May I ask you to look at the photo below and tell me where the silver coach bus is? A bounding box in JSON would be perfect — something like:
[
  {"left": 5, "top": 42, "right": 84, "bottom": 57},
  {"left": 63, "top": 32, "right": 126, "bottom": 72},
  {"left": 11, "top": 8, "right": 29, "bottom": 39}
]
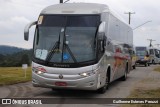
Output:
[
  {"left": 24, "top": 3, "right": 133, "bottom": 93},
  {"left": 149, "top": 47, "right": 160, "bottom": 64}
]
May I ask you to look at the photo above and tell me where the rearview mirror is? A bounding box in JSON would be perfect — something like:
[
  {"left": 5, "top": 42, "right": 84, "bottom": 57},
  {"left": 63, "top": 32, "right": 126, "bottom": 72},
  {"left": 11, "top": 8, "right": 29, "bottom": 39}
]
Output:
[
  {"left": 98, "top": 22, "right": 106, "bottom": 33},
  {"left": 98, "top": 33, "right": 106, "bottom": 52},
  {"left": 24, "top": 21, "right": 37, "bottom": 41}
]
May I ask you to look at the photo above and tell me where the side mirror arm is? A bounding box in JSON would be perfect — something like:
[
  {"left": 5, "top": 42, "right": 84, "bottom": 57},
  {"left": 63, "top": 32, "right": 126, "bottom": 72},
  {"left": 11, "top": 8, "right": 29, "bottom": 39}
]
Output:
[
  {"left": 97, "top": 22, "right": 106, "bottom": 52},
  {"left": 24, "top": 21, "right": 37, "bottom": 41}
]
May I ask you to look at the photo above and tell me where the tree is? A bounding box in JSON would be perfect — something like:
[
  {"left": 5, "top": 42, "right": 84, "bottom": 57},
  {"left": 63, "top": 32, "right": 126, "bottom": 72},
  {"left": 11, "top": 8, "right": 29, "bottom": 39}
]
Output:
[{"left": 20, "top": 54, "right": 30, "bottom": 66}]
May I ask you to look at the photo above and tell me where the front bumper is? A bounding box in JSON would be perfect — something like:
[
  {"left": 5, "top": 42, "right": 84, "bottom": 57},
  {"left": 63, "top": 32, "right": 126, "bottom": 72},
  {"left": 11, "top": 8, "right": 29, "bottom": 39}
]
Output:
[
  {"left": 32, "top": 72, "right": 99, "bottom": 91},
  {"left": 136, "top": 60, "right": 148, "bottom": 64}
]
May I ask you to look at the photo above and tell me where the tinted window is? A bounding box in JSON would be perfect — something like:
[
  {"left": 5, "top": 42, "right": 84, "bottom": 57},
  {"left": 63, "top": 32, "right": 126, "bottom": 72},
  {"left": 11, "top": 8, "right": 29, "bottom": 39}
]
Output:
[{"left": 40, "top": 15, "right": 100, "bottom": 27}]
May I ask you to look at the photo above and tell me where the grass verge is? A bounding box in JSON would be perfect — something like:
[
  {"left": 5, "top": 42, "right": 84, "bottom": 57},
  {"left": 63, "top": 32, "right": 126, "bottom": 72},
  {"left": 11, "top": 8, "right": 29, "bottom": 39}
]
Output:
[
  {"left": 121, "top": 88, "right": 160, "bottom": 107},
  {"left": 154, "top": 66, "right": 160, "bottom": 72},
  {"left": 0, "top": 67, "right": 31, "bottom": 86}
]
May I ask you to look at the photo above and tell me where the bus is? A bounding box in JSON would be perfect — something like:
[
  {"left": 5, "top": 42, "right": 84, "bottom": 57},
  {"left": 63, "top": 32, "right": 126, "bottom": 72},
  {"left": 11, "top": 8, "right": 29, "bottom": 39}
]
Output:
[
  {"left": 158, "top": 49, "right": 160, "bottom": 64},
  {"left": 149, "top": 47, "right": 160, "bottom": 64},
  {"left": 24, "top": 3, "right": 133, "bottom": 94},
  {"left": 135, "top": 46, "right": 150, "bottom": 66},
  {"left": 120, "top": 44, "right": 136, "bottom": 70},
  {"left": 130, "top": 47, "right": 137, "bottom": 69}
]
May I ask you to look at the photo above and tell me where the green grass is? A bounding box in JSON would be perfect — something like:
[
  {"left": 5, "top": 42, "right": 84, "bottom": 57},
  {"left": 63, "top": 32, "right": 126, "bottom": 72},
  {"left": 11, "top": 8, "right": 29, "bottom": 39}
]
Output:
[
  {"left": 154, "top": 66, "right": 160, "bottom": 72},
  {"left": 121, "top": 88, "right": 160, "bottom": 107},
  {"left": 129, "top": 88, "right": 160, "bottom": 98},
  {"left": 122, "top": 66, "right": 160, "bottom": 107},
  {"left": 0, "top": 67, "right": 32, "bottom": 86}
]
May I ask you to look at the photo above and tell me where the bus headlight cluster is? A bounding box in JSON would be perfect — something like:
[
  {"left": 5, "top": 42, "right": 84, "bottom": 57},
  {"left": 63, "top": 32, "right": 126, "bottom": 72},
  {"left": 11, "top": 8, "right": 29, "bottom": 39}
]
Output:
[
  {"left": 79, "top": 68, "right": 99, "bottom": 77},
  {"left": 32, "top": 67, "right": 47, "bottom": 75}
]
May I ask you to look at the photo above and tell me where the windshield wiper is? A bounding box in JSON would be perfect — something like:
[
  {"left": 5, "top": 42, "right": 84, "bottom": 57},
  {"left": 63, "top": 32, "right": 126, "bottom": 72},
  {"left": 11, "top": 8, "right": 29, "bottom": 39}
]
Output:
[
  {"left": 61, "top": 28, "right": 77, "bottom": 63},
  {"left": 63, "top": 43, "right": 77, "bottom": 63},
  {"left": 45, "top": 32, "right": 61, "bottom": 63}
]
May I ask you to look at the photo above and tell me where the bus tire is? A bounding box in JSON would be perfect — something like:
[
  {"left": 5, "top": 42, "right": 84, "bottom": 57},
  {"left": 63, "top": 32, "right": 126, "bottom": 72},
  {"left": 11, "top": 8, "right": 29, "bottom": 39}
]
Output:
[
  {"left": 145, "top": 63, "right": 148, "bottom": 67},
  {"left": 152, "top": 60, "right": 155, "bottom": 65},
  {"left": 121, "top": 64, "right": 128, "bottom": 81},
  {"left": 97, "top": 69, "right": 110, "bottom": 94},
  {"left": 132, "top": 65, "right": 136, "bottom": 69},
  {"left": 98, "top": 84, "right": 107, "bottom": 94}
]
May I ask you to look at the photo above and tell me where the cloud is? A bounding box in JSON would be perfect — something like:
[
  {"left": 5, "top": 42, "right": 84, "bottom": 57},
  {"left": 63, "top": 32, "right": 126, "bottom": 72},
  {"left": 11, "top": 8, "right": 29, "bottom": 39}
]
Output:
[
  {"left": 0, "top": 0, "right": 160, "bottom": 48},
  {"left": 0, "top": 0, "right": 59, "bottom": 48},
  {"left": 0, "top": 16, "right": 30, "bottom": 34}
]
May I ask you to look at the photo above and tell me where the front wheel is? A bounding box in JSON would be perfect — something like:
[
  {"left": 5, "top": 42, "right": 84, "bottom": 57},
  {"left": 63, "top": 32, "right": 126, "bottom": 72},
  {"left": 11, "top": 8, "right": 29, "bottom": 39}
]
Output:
[
  {"left": 145, "top": 63, "right": 148, "bottom": 67},
  {"left": 97, "top": 73, "right": 109, "bottom": 94},
  {"left": 98, "top": 85, "right": 107, "bottom": 94}
]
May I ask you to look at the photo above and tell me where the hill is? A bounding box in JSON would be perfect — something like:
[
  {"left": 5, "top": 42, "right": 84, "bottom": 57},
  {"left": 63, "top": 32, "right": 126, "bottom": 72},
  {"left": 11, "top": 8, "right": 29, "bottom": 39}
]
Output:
[
  {"left": 0, "top": 45, "right": 25, "bottom": 55},
  {"left": 0, "top": 45, "right": 32, "bottom": 67}
]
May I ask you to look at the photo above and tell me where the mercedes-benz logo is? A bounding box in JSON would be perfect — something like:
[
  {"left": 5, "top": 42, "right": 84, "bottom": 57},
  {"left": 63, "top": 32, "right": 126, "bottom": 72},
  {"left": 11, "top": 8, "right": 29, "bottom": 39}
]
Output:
[{"left": 59, "top": 74, "right": 63, "bottom": 79}]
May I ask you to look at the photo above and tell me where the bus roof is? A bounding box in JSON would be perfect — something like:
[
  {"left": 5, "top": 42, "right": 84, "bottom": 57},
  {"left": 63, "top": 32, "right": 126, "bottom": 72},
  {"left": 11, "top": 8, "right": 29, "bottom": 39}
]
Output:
[
  {"left": 41, "top": 3, "right": 129, "bottom": 26},
  {"left": 41, "top": 3, "right": 109, "bottom": 14}
]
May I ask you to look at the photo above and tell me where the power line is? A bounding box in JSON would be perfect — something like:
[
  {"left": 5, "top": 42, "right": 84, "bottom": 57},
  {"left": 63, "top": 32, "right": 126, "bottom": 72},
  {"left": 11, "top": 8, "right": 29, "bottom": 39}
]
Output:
[
  {"left": 124, "top": 12, "right": 135, "bottom": 24},
  {"left": 133, "top": 21, "right": 152, "bottom": 30}
]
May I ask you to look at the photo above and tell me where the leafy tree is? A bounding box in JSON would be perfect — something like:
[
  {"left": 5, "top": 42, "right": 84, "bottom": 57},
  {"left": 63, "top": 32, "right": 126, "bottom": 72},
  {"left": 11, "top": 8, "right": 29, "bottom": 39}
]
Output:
[{"left": 20, "top": 54, "right": 30, "bottom": 66}]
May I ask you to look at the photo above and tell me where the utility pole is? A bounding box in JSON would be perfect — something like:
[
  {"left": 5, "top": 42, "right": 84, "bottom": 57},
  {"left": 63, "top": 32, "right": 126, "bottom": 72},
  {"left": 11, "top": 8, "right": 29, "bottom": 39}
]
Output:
[
  {"left": 147, "top": 39, "right": 156, "bottom": 47},
  {"left": 124, "top": 12, "right": 135, "bottom": 24},
  {"left": 60, "top": 0, "right": 70, "bottom": 3},
  {"left": 60, "top": 0, "right": 63, "bottom": 3}
]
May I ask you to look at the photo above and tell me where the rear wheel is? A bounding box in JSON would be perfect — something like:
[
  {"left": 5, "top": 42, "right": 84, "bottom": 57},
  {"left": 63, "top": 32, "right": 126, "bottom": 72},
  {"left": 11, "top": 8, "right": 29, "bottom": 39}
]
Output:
[
  {"left": 132, "top": 65, "right": 136, "bottom": 69},
  {"left": 121, "top": 65, "right": 128, "bottom": 81},
  {"left": 152, "top": 60, "right": 155, "bottom": 65}
]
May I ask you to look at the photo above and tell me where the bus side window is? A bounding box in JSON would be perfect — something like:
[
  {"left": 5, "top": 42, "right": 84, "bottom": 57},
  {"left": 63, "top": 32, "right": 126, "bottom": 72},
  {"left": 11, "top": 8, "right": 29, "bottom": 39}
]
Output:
[
  {"left": 155, "top": 49, "right": 159, "bottom": 58},
  {"left": 146, "top": 51, "right": 149, "bottom": 57},
  {"left": 123, "top": 48, "right": 129, "bottom": 54},
  {"left": 133, "top": 50, "right": 135, "bottom": 55},
  {"left": 115, "top": 45, "right": 122, "bottom": 53},
  {"left": 149, "top": 49, "right": 154, "bottom": 55},
  {"left": 106, "top": 42, "right": 114, "bottom": 53}
]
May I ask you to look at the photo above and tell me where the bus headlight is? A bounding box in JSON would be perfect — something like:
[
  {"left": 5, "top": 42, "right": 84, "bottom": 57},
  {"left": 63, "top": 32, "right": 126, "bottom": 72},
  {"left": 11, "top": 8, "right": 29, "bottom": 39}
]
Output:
[
  {"left": 79, "top": 68, "right": 99, "bottom": 77},
  {"left": 32, "top": 67, "right": 47, "bottom": 75}
]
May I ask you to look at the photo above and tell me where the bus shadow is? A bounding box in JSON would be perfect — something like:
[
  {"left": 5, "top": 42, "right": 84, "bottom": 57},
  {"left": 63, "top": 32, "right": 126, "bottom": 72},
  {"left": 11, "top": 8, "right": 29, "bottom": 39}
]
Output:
[{"left": 33, "top": 78, "right": 130, "bottom": 98}]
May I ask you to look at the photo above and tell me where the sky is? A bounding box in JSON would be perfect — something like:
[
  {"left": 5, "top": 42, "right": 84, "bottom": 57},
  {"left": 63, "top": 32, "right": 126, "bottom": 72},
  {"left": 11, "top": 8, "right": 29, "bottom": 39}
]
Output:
[{"left": 0, "top": 0, "right": 160, "bottom": 49}]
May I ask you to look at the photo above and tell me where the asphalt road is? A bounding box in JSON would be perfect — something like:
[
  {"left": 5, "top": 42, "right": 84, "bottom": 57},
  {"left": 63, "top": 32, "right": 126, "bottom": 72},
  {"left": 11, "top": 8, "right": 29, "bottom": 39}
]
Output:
[{"left": 0, "top": 65, "right": 160, "bottom": 107}]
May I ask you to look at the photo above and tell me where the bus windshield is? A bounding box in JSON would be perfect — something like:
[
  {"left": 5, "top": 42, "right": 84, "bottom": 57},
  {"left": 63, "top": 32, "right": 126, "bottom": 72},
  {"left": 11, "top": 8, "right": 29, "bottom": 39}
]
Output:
[
  {"left": 136, "top": 51, "right": 146, "bottom": 56},
  {"left": 33, "top": 15, "right": 100, "bottom": 65},
  {"left": 136, "top": 47, "right": 147, "bottom": 56}
]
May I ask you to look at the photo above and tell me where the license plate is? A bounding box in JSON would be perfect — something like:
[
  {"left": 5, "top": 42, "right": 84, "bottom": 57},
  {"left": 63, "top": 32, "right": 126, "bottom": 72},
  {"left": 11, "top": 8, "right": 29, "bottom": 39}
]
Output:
[{"left": 55, "top": 82, "right": 67, "bottom": 86}]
